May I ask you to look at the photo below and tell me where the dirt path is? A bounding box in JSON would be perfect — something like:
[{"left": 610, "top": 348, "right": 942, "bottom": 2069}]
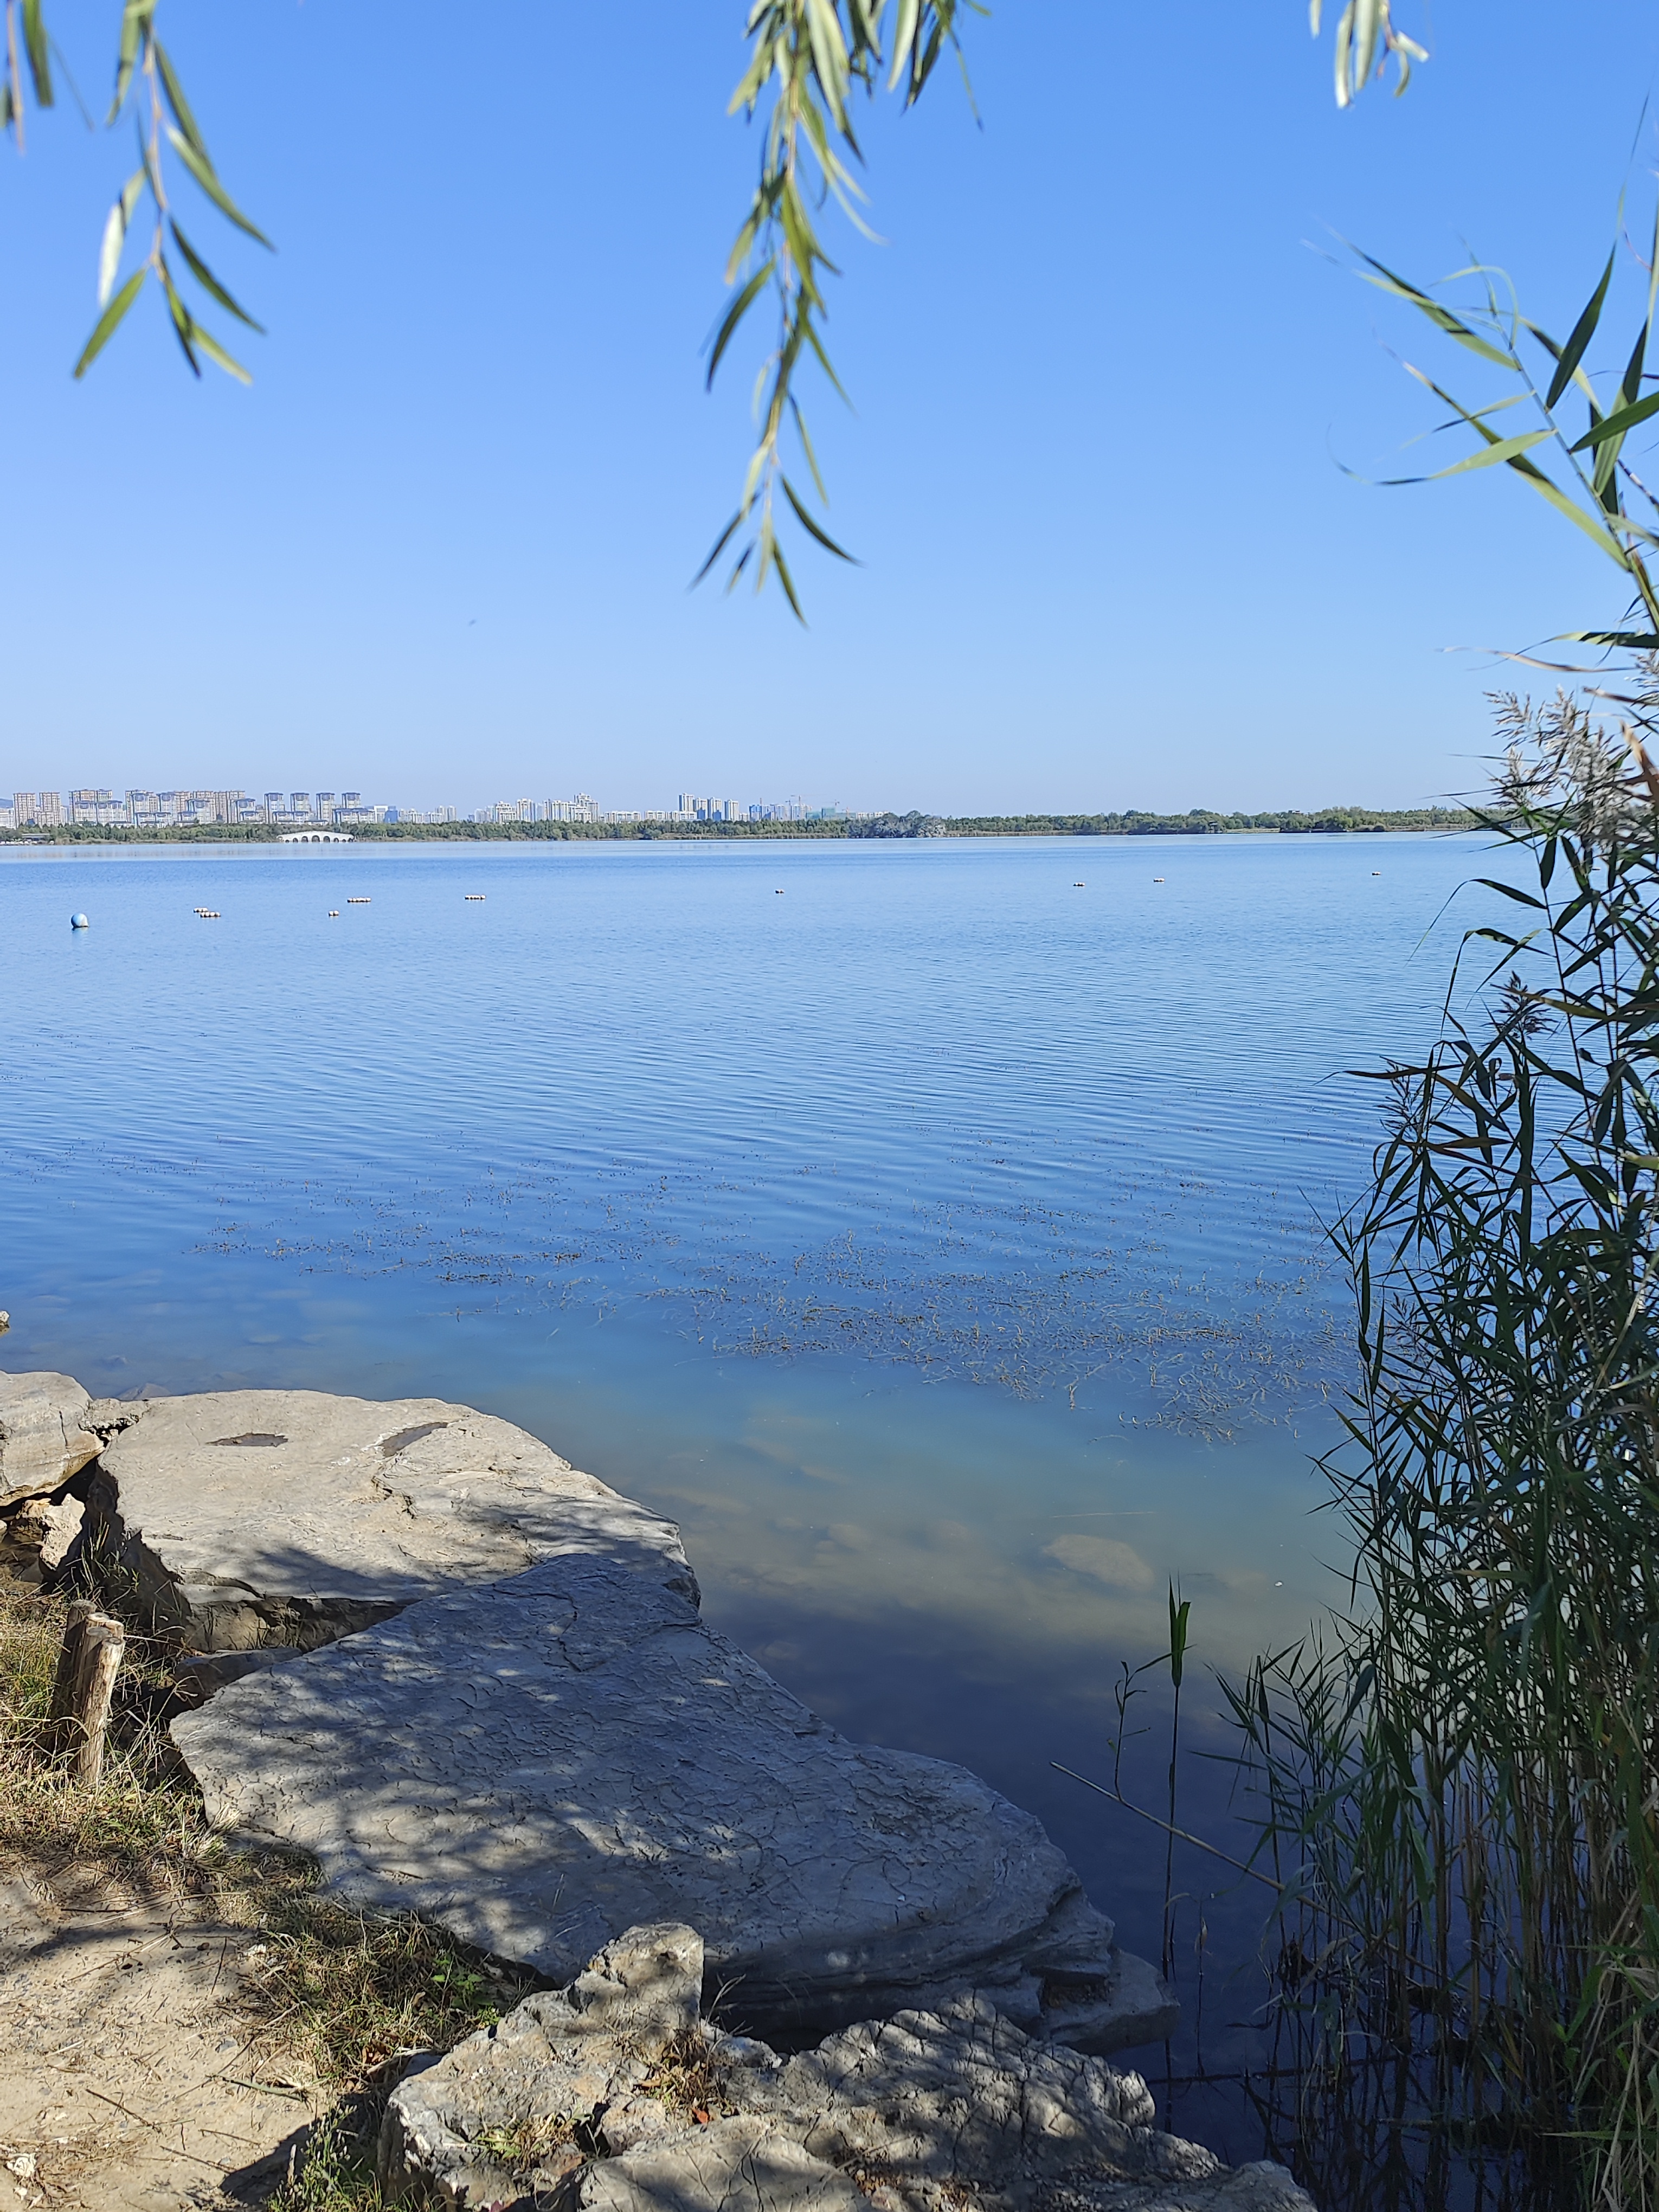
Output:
[{"left": 0, "top": 1862, "right": 316, "bottom": 2211}]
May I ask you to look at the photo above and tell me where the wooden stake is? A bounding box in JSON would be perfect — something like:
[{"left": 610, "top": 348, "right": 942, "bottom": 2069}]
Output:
[
  {"left": 47, "top": 1599, "right": 93, "bottom": 1731},
  {"left": 48, "top": 1604, "right": 124, "bottom": 1779},
  {"left": 70, "top": 1620, "right": 124, "bottom": 1786}
]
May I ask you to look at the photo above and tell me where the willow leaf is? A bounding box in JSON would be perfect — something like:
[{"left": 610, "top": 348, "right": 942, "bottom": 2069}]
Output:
[
  {"left": 165, "top": 127, "right": 273, "bottom": 248},
  {"left": 780, "top": 473, "right": 858, "bottom": 560},
  {"left": 110, "top": 0, "right": 152, "bottom": 122},
  {"left": 705, "top": 260, "right": 774, "bottom": 389},
  {"left": 98, "top": 166, "right": 146, "bottom": 307},
  {"left": 169, "top": 220, "right": 264, "bottom": 331},
  {"left": 187, "top": 319, "right": 252, "bottom": 385},
  {"left": 21, "top": 0, "right": 51, "bottom": 103},
  {"left": 152, "top": 38, "right": 206, "bottom": 159},
  {"left": 73, "top": 267, "right": 145, "bottom": 377}
]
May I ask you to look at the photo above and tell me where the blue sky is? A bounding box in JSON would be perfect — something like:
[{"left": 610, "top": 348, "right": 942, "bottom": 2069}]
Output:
[{"left": 4, "top": 1, "right": 1658, "bottom": 815}]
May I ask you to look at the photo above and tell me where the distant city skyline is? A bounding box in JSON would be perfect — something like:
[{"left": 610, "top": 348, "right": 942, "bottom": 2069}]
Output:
[{"left": 1, "top": 784, "right": 855, "bottom": 832}]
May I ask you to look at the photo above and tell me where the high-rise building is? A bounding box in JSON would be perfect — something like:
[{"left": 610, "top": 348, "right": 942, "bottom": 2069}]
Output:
[{"left": 69, "top": 788, "right": 128, "bottom": 825}]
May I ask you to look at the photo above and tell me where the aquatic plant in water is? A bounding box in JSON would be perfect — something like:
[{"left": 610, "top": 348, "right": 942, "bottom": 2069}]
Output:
[{"left": 1224, "top": 684, "right": 1659, "bottom": 2208}]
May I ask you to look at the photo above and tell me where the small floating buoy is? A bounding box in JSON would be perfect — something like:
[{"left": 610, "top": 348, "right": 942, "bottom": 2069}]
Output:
[
  {"left": 69, "top": 911, "right": 89, "bottom": 929},
  {"left": 464, "top": 893, "right": 485, "bottom": 902}
]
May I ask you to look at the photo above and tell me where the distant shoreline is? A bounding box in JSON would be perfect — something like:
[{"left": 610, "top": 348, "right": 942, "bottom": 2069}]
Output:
[{"left": 0, "top": 806, "right": 1477, "bottom": 848}]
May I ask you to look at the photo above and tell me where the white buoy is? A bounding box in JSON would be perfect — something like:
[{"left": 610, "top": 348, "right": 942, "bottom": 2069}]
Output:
[{"left": 69, "top": 912, "right": 89, "bottom": 930}]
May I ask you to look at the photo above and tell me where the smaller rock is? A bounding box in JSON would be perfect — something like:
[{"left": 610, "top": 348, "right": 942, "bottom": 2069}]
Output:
[
  {"left": 381, "top": 1923, "right": 706, "bottom": 2209},
  {"left": 0, "top": 1371, "right": 105, "bottom": 1509},
  {"left": 38, "top": 1493, "right": 86, "bottom": 1578}
]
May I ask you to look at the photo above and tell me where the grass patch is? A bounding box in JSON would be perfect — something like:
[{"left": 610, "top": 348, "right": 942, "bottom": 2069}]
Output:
[
  {"left": 241, "top": 1883, "right": 535, "bottom": 2091},
  {"left": 265, "top": 2108, "right": 386, "bottom": 2212}
]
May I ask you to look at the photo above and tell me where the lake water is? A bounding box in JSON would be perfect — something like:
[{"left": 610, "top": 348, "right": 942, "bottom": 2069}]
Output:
[{"left": 0, "top": 828, "right": 1506, "bottom": 2166}]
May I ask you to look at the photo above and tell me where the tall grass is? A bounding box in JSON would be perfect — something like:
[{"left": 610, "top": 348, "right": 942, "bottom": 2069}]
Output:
[{"left": 1224, "top": 689, "right": 1659, "bottom": 2208}]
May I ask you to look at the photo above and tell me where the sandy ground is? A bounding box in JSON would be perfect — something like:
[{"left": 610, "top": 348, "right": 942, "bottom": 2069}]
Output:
[{"left": 0, "top": 1862, "right": 316, "bottom": 2211}]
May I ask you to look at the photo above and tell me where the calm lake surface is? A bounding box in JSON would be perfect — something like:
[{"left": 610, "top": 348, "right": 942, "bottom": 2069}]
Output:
[{"left": 0, "top": 829, "right": 1506, "bottom": 2159}]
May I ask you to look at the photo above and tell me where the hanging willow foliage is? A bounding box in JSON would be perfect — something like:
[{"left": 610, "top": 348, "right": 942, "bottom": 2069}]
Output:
[{"left": 4, "top": 0, "right": 1432, "bottom": 601}]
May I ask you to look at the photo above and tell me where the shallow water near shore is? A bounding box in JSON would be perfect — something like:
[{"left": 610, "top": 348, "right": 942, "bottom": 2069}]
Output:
[{"left": 1, "top": 828, "right": 1508, "bottom": 2178}]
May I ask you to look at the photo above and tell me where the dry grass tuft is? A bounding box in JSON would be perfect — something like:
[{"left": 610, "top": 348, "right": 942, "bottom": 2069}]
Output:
[{"left": 639, "top": 2024, "right": 733, "bottom": 2125}]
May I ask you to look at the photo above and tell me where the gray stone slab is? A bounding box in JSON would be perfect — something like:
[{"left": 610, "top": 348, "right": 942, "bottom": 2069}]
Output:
[
  {"left": 88, "top": 1388, "right": 698, "bottom": 1651},
  {"left": 380, "top": 1923, "right": 1313, "bottom": 2212},
  {"left": 171, "top": 1556, "right": 1172, "bottom": 2050},
  {"left": 0, "top": 1371, "right": 104, "bottom": 1509}
]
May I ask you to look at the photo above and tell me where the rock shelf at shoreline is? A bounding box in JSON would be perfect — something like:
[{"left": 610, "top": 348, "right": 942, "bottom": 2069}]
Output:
[{"left": 3, "top": 1372, "right": 1179, "bottom": 2060}]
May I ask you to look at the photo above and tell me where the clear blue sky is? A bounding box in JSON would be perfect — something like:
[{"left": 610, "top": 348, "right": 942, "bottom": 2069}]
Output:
[{"left": 4, "top": 1, "right": 1657, "bottom": 815}]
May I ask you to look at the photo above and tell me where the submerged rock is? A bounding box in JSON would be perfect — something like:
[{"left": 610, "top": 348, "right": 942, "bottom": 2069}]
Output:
[
  {"left": 171, "top": 1555, "right": 1174, "bottom": 2051},
  {"left": 87, "top": 1387, "right": 698, "bottom": 1651},
  {"left": 378, "top": 1921, "right": 1313, "bottom": 2212}
]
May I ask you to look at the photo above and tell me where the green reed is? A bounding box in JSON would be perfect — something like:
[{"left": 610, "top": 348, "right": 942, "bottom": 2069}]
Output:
[{"left": 1223, "top": 689, "right": 1659, "bottom": 2208}]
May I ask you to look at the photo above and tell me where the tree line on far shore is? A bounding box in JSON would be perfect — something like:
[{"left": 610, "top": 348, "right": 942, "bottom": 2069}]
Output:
[{"left": 0, "top": 803, "right": 1476, "bottom": 848}]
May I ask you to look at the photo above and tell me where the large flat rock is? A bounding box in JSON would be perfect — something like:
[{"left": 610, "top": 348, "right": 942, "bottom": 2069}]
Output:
[
  {"left": 378, "top": 1921, "right": 1311, "bottom": 2212},
  {"left": 171, "top": 1554, "right": 1174, "bottom": 2052},
  {"left": 0, "top": 1371, "right": 106, "bottom": 1510},
  {"left": 88, "top": 1388, "right": 698, "bottom": 1650}
]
